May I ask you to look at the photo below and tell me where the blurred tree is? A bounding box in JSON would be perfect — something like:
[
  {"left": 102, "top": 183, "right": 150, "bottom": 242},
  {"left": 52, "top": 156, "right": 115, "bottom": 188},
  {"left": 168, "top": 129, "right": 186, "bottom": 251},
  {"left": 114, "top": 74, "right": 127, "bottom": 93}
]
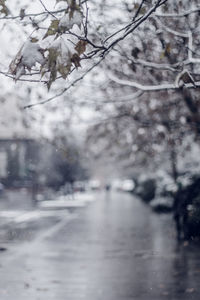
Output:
[
  {"left": 36, "top": 125, "right": 88, "bottom": 189},
  {"left": 85, "top": 0, "right": 200, "bottom": 180},
  {"left": 1, "top": 0, "right": 200, "bottom": 181}
]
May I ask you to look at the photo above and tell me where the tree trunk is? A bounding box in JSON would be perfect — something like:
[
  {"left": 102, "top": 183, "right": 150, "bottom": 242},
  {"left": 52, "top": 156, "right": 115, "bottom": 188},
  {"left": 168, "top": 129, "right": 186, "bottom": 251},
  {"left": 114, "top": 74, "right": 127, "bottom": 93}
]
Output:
[{"left": 170, "top": 147, "right": 178, "bottom": 183}]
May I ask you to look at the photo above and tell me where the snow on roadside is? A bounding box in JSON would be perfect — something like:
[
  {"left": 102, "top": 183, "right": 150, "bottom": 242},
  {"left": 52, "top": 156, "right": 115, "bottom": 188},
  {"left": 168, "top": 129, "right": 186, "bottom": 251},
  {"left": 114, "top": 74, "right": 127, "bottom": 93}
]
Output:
[
  {"left": 39, "top": 192, "right": 95, "bottom": 209},
  {"left": 0, "top": 210, "right": 70, "bottom": 225}
]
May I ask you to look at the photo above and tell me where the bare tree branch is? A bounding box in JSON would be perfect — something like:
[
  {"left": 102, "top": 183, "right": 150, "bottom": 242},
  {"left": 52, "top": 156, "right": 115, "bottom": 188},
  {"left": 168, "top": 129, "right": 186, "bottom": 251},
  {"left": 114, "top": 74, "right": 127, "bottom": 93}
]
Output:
[
  {"left": 38, "top": 0, "right": 58, "bottom": 19},
  {"left": 102, "top": 0, "right": 168, "bottom": 55}
]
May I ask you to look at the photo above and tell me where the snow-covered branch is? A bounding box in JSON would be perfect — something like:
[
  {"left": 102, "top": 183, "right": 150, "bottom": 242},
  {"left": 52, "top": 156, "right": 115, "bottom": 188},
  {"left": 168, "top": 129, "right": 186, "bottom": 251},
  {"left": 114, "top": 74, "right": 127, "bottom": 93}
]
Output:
[
  {"left": 2, "top": 0, "right": 168, "bottom": 91},
  {"left": 0, "top": 9, "right": 66, "bottom": 20},
  {"left": 155, "top": 6, "right": 200, "bottom": 18},
  {"left": 188, "top": 31, "right": 200, "bottom": 64},
  {"left": 154, "top": 16, "right": 188, "bottom": 38},
  {"left": 108, "top": 73, "right": 200, "bottom": 92},
  {"left": 154, "top": 17, "right": 200, "bottom": 64},
  {"left": 131, "top": 58, "right": 177, "bottom": 72},
  {"left": 103, "top": 0, "right": 168, "bottom": 53}
]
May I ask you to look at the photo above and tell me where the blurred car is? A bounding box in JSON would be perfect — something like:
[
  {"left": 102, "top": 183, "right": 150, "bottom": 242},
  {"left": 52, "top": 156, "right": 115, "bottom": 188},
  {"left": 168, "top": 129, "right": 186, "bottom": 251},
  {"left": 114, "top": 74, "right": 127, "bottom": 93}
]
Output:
[
  {"left": 111, "top": 178, "right": 135, "bottom": 192},
  {"left": 121, "top": 179, "right": 135, "bottom": 192},
  {"left": 73, "top": 181, "right": 86, "bottom": 192},
  {"left": 150, "top": 197, "right": 174, "bottom": 213},
  {"left": 88, "top": 179, "right": 101, "bottom": 190},
  {"left": 149, "top": 172, "right": 176, "bottom": 213},
  {"left": 135, "top": 176, "right": 156, "bottom": 203}
]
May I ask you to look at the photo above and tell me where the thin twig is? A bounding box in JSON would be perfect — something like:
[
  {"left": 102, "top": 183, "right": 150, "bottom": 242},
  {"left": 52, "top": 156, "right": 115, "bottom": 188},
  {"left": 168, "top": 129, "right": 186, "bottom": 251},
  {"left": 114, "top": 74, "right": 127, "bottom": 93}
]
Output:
[
  {"left": 103, "top": 17, "right": 143, "bottom": 45},
  {"left": 0, "top": 70, "right": 48, "bottom": 83},
  {"left": 102, "top": 0, "right": 168, "bottom": 55},
  {"left": 0, "top": 9, "right": 66, "bottom": 20},
  {"left": 24, "top": 56, "right": 106, "bottom": 108},
  {"left": 38, "top": 0, "right": 58, "bottom": 19},
  {"left": 84, "top": 0, "right": 89, "bottom": 38},
  {"left": 132, "top": 0, "right": 146, "bottom": 21}
]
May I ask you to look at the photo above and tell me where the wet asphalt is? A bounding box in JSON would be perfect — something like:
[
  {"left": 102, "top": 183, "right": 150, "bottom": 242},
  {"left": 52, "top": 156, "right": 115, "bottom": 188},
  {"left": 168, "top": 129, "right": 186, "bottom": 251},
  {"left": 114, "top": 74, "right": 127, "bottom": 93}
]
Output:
[{"left": 0, "top": 190, "right": 200, "bottom": 300}]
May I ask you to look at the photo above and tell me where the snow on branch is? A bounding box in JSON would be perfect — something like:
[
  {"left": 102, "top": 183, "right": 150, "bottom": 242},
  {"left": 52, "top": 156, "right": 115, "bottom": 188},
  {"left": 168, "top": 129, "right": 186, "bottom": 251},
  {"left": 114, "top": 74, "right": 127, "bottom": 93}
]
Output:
[
  {"left": 188, "top": 31, "right": 200, "bottom": 64},
  {"left": 103, "top": 0, "right": 168, "bottom": 53},
  {"left": 108, "top": 73, "right": 200, "bottom": 92},
  {"left": 4, "top": 0, "right": 168, "bottom": 92},
  {"left": 0, "top": 9, "right": 66, "bottom": 20},
  {"left": 153, "top": 16, "right": 188, "bottom": 38},
  {"left": 131, "top": 58, "right": 178, "bottom": 72},
  {"left": 155, "top": 6, "right": 200, "bottom": 18},
  {"left": 154, "top": 17, "right": 200, "bottom": 64}
]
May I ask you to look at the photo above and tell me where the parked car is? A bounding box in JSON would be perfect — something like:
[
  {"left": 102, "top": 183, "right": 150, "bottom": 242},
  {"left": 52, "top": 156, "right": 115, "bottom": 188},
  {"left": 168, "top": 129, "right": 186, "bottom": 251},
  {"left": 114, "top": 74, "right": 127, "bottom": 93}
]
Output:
[
  {"left": 88, "top": 179, "right": 101, "bottom": 190},
  {"left": 121, "top": 179, "right": 135, "bottom": 192},
  {"left": 73, "top": 181, "right": 86, "bottom": 192},
  {"left": 149, "top": 172, "right": 176, "bottom": 213},
  {"left": 135, "top": 176, "right": 156, "bottom": 203},
  {"left": 111, "top": 178, "right": 135, "bottom": 192},
  {"left": 150, "top": 197, "right": 174, "bottom": 213}
]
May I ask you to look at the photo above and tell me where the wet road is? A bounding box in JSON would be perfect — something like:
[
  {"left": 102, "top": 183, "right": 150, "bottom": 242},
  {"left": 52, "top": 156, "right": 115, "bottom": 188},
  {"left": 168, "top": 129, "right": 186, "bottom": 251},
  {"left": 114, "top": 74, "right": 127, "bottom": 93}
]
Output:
[{"left": 0, "top": 191, "right": 200, "bottom": 300}]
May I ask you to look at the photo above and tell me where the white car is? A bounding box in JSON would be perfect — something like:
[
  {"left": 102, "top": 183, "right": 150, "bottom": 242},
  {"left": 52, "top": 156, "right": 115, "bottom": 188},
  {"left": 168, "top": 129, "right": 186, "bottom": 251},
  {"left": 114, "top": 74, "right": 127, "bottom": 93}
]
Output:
[{"left": 121, "top": 179, "right": 135, "bottom": 192}]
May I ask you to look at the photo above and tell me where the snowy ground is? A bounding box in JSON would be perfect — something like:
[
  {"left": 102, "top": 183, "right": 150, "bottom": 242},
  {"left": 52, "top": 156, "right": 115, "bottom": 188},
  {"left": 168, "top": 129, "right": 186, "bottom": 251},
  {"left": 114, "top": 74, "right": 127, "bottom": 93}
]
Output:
[{"left": 0, "top": 190, "right": 95, "bottom": 246}]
